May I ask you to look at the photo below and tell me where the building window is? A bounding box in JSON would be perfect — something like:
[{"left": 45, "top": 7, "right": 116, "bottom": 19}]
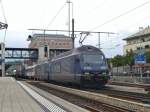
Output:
[
  {"left": 137, "top": 47, "right": 140, "bottom": 50},
  {"left": 145, "top": 45, "right": 150, "bottom": 49},
  {"left": 141, "top": 38, "right": 145, "bottom": 42},
  {"left": 137, "top": 47, "right": 143, "bottom": 50}
]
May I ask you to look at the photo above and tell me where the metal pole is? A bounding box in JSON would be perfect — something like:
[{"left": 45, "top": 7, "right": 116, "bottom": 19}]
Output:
[
  {"left": 140, "top": 65, "right": 143, "bottom": 78},
  {"left": 1, "top": 43, "right": 5, "bottom": 77},
  {"left": 44, "top": 30, "right": 46, "bottom": 45},
  {"left": 72, "top": 18, "right": 74, "bottom": 49},
  {"left": 67, "top": 0, "right": 71, "bottom": 37},
  {"left": 98, "top": 33, "right": 100, "bottom": 49}
]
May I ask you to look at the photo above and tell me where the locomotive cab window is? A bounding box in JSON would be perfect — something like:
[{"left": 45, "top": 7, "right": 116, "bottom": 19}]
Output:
[
  {"left": 82, "top": 54, "right": 105, "bottom": 64},
  {"left": 75, "top": 58, "right": 80, "bottom": 62}
]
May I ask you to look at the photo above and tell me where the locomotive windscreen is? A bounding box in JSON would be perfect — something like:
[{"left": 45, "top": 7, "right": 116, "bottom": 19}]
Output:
[{"left": 82, "top": 54, "right": 105, "bottom": 64}]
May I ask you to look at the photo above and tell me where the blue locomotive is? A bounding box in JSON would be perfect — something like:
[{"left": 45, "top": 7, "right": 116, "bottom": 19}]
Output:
[
  {"left": 25, "top": 45, "right": 110, "bottom": 87},
  {"left": 50, "top": 45, "right": 109, "bottom": 87}
]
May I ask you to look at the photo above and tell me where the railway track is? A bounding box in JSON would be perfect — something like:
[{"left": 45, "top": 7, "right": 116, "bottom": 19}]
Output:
[
  {"left": 109, "top": 81, "right": 150, "bottom": 92},
  {"left": 81, "top": 104, "right": 128, "bottom": 112},
  {"left": 108, "top": 81, "right": 146, "bottom": 88},
  {"left": 85, "top": 87, "right": 150, "bottom": 104},
  {"left": 26, "top": 81, "right": 150, "bottom": 112}
]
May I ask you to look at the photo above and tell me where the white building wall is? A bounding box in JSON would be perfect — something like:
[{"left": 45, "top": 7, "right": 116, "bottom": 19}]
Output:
[
  {"left": 38, "top": 45, "right": 49, "bottom": 63},
  {"left": 123, "top": 34, "right": 150, "bottom": 54},
  {"left": 123, "top": 41, "right": 150, "bottom": 54},
  {"left": 123, "top": 26, "right": 150, "bottom": 54}
]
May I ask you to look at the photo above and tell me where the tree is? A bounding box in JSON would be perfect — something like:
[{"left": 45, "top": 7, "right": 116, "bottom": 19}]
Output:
[
  {"left": 145, "top": 52, "right": 150, "bottom": 63},
  {"left": 109, "top": 51, "right": 135, "bottom": 67},
  {"left": 110, "top": 55, "right": 124, "bottom": 67}
]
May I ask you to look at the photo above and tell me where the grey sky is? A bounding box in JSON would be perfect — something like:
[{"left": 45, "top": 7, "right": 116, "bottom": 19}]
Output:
[{"left": 0, "top": 0, "right": 150, "bottom": 58}]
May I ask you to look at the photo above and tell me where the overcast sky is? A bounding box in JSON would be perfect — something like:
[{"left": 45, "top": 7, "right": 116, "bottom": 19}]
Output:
[{"left": 0, "top": 0, "right": 150, "bottom": 58}]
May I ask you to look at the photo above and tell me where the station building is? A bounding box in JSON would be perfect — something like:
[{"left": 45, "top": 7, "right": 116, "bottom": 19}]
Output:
[
  {"left": 123, "top": 26, "right": 150, "bottom": 54},
  {"left": 28, "top": 33, "right": 73, "bottom": 61}
]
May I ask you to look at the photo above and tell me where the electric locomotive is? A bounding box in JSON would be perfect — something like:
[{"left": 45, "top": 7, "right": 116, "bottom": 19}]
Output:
[{"left": 50, "top": 45, "right": 110, "bottom": 87}]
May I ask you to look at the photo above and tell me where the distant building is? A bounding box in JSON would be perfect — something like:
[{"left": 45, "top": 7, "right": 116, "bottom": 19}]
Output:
[
  {"left": 28, "top": 33, "right": 73, "bottom": 60},
  {"left": 123, "top": 26, "right": 150, "bottom": 54}
]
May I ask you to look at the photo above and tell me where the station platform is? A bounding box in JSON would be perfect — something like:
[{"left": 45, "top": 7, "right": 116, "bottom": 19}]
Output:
[
  {"left": 0, "top": 77, "right": 44, "bottom": 112},
  {"left": 0, "top": 77, "right": 89, "bottom": 112}
]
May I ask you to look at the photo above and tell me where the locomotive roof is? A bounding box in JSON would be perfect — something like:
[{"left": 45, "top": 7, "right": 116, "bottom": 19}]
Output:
[{"left": 52, "top": 45, "right": 103, "bottom": 60}]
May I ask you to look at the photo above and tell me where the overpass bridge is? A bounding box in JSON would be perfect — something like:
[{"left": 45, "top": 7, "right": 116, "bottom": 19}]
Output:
[
  {"left": 0, "top": 43, "right": 70, "bottom": 77},
  {"left": 5, "top": 47, "right": 38, "bottom": 59},
  {"left": 0, "top": 46, "right": 39, "bottom": 77}
]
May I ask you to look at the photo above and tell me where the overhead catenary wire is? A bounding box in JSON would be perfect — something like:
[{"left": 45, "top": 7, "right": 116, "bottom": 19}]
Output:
[
  {"left": 122, "top": 14, "right": 150, "bottom": 31},
  {"left": 45, "top": 2, "right": 67, "bottom": 29},
  {"left": 90, "top": 0, "right": 150, "bottom": 31}
]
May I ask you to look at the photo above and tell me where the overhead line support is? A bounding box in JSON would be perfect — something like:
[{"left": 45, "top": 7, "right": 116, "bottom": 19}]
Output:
[{"left": 0, "top": 22, "right": 8, "bottom": 30}]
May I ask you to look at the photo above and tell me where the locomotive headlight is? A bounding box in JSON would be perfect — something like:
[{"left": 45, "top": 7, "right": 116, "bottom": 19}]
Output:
[
  {"left": 100, "top": 66, "right": 107, "bottom": 70},
  {"left": 84, "top": 66, "right": 92, "bottom": 70},
  {"left": 84, "top": 72, "right": 90, "bottom": 75},
  {"left": 102, "top": 72, "right": 107, "bottom": 75}
]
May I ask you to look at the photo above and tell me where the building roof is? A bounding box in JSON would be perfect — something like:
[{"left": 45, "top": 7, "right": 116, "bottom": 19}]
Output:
[
  {"left": 123, "top": 26, "right": 150, "bottom": 40},
  {"left": 27, "top": 33, "right": 70, "bottom": 41},
  {"left": 32, "top": 33, "right": 69, "bottom": 38}
]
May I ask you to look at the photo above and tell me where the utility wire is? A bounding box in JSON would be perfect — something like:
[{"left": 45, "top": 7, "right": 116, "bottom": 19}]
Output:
[
  {"left": 88, "top": 0, "right": 108, "bottom": 14},
  {"left": 46, "top": 2, "right": 67, "bottom": 29},
  {"left": 90, "top": 0, "right": 150, "bottom": 31}
]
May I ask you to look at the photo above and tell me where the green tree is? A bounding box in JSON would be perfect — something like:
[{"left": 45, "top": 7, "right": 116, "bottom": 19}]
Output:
[
  {"left": 145, "top": 52, "right": 150, "bottom": 63},
  {"left": 108, "top": 50, "right": 150, "bottom": 68},
  {"left": 109, "top": 51, "right": 135, "bottom": 68},
  {"left": 110, "top": 55, "right": 124, "bottom": 67}
]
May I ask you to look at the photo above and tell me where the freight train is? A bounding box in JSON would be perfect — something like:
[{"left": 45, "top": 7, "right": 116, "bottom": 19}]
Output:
[{"left": 24, "top": 45, "right": 110, "bottom": 87}]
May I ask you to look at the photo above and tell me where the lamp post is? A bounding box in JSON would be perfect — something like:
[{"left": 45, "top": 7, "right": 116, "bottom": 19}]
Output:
[
  {"left": 1, "top": 43, "right": 5, "bottom": 77},
  {"left": 0, "top": 22, "right": 7, "bottom": 77}
]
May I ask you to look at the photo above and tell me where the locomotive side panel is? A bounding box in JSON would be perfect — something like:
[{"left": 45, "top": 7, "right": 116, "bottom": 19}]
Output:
[
  {"left": 50, "top": 56, "right": 78, "bottom": 83},
  {"left": 34, "top": 63, "right": 50, "bottom": 80}
]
